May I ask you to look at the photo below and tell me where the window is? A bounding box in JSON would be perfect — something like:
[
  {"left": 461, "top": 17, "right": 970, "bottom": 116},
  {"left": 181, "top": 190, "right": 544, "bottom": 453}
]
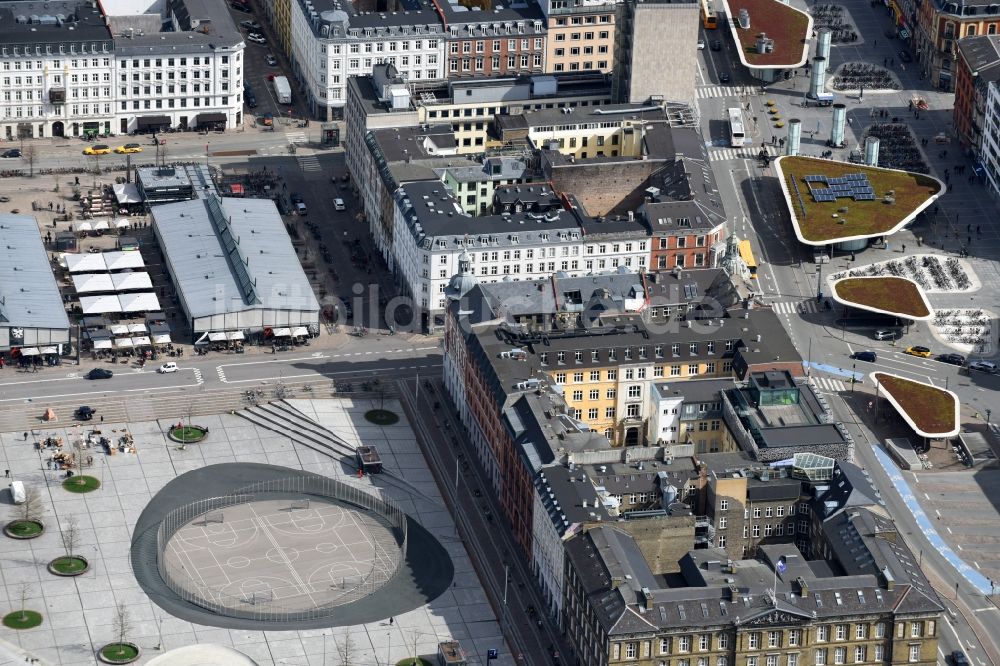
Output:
[
  {"left": 660, "top": 638, "right": 670, "bottom": 654},
  {"left": 588, "top": 408, "right": 598, "bottom": 419},
  {"left": 874, "top": 623, "right": 885, "bottom": 639},
  {"left": 748, "top": 633, "right": 759, "bottom": 649},
  {"left": 589, "top": 390, "right": 600, "bottom": 400},
  {"left": 834, "top": 648, "right": 846, "bottom": 665},
  {"left": 699, "top": 634, "right": 710, "bottom": 651},
  {"left": 573, "top": 372, "right": 584, "bottom": 382},
  {"left": 605, "top": 407, "right": 616, "bottom": 418},
  {"left": 853, "top": 646, "right": 865, "bottom": 664},
  {"left": 788, "top": 630, "right": 800, "bottom": 647},
  {"left": 817, "top": 626, "right": 829, "bottom": 642},
  {"left": 816, "top": 649, "right": 827, "bottom": 666},
  {"left": 718, "top": 517, "right": 727, "bottom": 529},
  {"left": 766, "top": 657, "right": 777, "bottom": 666},
  {"left": 607, "top": 389, "right": 616, "bottom": 399},
  {"left": 679, "top": 636, "right": 691, "bottom": 652},
  {"left": 768, "top": 631, "right": 780, "bottom": 648},
  {"left": 717, "top": 535, "right": 726, "bottom": 547},
  {"left": 720, "top": 499, "right": 729, "bottom": 511},
  {"left": 747, "top": 659, "right": 758, "bottom": 666},
  {"left": 554, "top": 373, "right": 566, "bottom": 384},
  {"left": 855, "top": 625, "right": 866, "bottom": 640},
  {"left": 753, "top": 507, "right": 762, "bottom": 518},
  {"left": 908, "top": 645, "right": 920, "bottom": 662},
  {"left": 719, "top": 635, "right": 729, "bottom": 649},
  {"left": 624, "top": 642, "right": 637, "bottom": 659},
  {"left": 910, "top": 622, "right": 921, "bottom": 638},
  {"left": 786, "top": 657, "right": 797, "bottom": 666},
  {"left": 590, "top": 370, "right": 600, "bottom": 381},
  {"left": 572, "top": 391, "right": 583, "bottom": 401},
  {"left": 873, "top": 646, "right": 883, "bottom": 662},
  {"left": 627, "top": 385, "right": 641, "bottom": 398}
]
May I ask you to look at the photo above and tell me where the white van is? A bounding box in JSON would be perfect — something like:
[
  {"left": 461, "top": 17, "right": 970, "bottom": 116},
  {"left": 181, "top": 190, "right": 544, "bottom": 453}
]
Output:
[
  {"left": 9, "top": 481, "right": 25, "bottom": 505},
  {"left": 334, "top": 198, "right": 346, "bottom": 211}
]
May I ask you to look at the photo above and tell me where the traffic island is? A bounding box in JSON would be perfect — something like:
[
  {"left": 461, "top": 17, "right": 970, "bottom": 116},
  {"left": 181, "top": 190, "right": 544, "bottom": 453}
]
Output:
[
  {"left": 2, "top": 610, "right": 42, "bottom": 630},
  {"left": 48, "top": 555, "right": 90, "bottom": 577},
  {"left": 871, "top": 372, "right": 960, "bottom": 438},
  {"left": 365, "top": 409, "right": 399, "bottom": 426},
  {"left": 62, "top": 475, "right": 101, "bottom": 493},
  {"left": 168, "top": 425, "right": 208, "bottom": 443},
  {"left": 4, "top": 519, "right": 44, "bottom": 540},
  {"left": 98, "top": 642, "right": 141, "bottom": 664}
]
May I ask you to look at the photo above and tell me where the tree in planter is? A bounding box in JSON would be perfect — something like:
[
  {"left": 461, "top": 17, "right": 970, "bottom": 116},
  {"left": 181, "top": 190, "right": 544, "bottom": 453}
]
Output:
[
  {"left": 336, "top": 634, "right": 357, "bottom": 665},
  {"left": 17, "top": 583, "right": 31, "bottom": 623},
  {"left": 60, "top": 516, "right": 80, "bottom": 561},
  {"left": 23, "top": 144, "right": 37, "bottom": 178},
  {"left": 111, "top": 602, "right": 133, "bottom": 658}
]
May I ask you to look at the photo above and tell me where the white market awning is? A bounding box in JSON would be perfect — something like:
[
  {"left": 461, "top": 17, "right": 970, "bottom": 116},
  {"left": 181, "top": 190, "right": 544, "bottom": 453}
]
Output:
[
  {"left": 74, "top": 221, "right": 93, "bottom": 232},
  {"left": 118, "top": 292, "right": 160, "bottom": 313},
  {"left": 272, "top": 327, "right": 292, "bottom": 337},
  {"left": 65, "top": 253, "right": 107, "bottom": 273},
  {"left": 92, "top": 219, "right": 111, "bottom": 231},
  {"left": 19, "top": 347, "right": 40, "bottom": 356},
  {"left": 227, "top": 331, "right": 245, "bottom": 341},
  {"left": 114, "top": 218, "right": 132, "bottom": 229},
  {"left": 152, "top": 333, "right": 171, "bottom": 344},
  {"left": 127, "top": 323, "right": 147, "bottom": 334},
  {"left": 291, "top": 326, "right": 309, "bottom": 337},
  {"left": 93, "top": 339, "right": 113, "bottom": 350},
  {"left": 72, "top": 273, "right": 115, "bottom": 294},
  {"left": 39, "top": 346, "right": 58, "bottom": 354},
  {"left": 113, "top": 273, "right": 153, "bottom": 292},
  {"left": 109, "top": 324, "right": 129, "bottom": 336},
  {"left": 132, "top": 336, "right": 151, "bottom": 347},
  {"left": 104, "top": 251, "right": 145, "bottom": 271},
  {"left": 80, "top": 294, "right": 123, "bottom": 314},
  {"left": 208, "top": 332, "right": 227, "bottom": 342},
  {"left": 113, "top": 183, "right": 142, "bottom": 204},
  {"left": 114, "top": 338, "right": 134, "bottom": 349}
]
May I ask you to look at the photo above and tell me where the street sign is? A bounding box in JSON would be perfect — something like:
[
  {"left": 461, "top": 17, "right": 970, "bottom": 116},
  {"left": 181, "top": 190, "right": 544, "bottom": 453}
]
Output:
[{"left": 487, "top": 648, "right": 499, "bottom": 661}]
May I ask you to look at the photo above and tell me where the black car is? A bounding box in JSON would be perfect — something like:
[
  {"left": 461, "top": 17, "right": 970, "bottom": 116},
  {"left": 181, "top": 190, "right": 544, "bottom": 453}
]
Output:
[
  {"left": 936, "top": 353, "right": 966, "bottom": 366},
  {"left": 1, "top": 149, "right": 21, "bottom": 158},
  {"left": 711, "top": 40, "right": 722, "bottom": 51},
  {"left": 851, "top": 350, "right": 877, "bottom": 363},
  {"left": 952, "top": 651, "right": 970, "bottom": 666},
  {"left": 290, "top": 192, "right": 305, "bottom": 205},
  {"left": 898, "top": 49, "right": 913, "bottom": 63},
  {"left": 719, "top": 72, "right": 731, "bottom": 83},
  {"left": 76, "top": 406, "right": 95, "bottom": 421},
  {"left": 246, "top": 93, "right": 257, "bottom": 108},
  {"left": 87, "top": 368, "right": 114, "bottom": 380}
]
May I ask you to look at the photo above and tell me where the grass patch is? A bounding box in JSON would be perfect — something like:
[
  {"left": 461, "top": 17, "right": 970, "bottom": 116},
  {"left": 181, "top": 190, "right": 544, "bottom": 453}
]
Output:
[
  {"left": 5, "top": 520, "right": 43, "bottom": 538},
  {"left": 3, "top": 610, "right": 42, "bottom": 629},
  {"left": 365, "top": 409, "right": 399, "bottom": 425},
  {"left": 49, "top": 556, "right": 88, "bottom": 575},
  {"left": 875, "top": 373, "right": 957, "bottom": 435},
  {"left": 780, "top": 156, "right": 941, "bottom": 242},
  {"left": 170, "top": 425, "right": 207, "bottom": 442},
  {"left": 834, "top": 277, "right": 930, "bottom": 318},
  {"left": 62, "top": 475, "right": 100, "bottom": 493},
  {"left": 396, "top": 659, "right": 434, "bottom": 666},
  {"left": 100, "top": 643, "right": 140, "bottom": 662},
  {"left": 734, "top": 0, "right": 810, "bottom": 66}
]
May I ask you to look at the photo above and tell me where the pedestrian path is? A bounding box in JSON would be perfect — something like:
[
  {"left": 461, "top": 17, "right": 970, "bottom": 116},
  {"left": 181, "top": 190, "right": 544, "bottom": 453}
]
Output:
[
  {"left": 708, "top": 145, "right": 781, "bottom": 161},
  {"left": 696, "top": 85, "right": 758, "bottom": 99},
  {"left": 296, "top": 154, "right": 321, "bottom": 172},
  {"left": 771, "top": 299, "right": 821, "bottom": 315},
  {"left": 811, "top": 375, "right": 846, "bottom": 393}
]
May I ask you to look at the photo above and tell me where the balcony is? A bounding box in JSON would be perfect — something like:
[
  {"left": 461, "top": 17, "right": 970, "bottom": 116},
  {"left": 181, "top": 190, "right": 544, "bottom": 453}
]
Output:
[{"left": 48, "top": 88, "right": 66, "bottom": 104}]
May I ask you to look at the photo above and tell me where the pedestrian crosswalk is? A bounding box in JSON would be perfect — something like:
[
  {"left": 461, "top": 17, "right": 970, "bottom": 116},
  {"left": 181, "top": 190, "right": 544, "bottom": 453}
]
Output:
[
  {"left": 285, "top": 130, "right": 308, "bottom": 144},
  {"left": 297, "top": 154, "right": 321, "bottom": 172},
  {"left": 771, "top": 300, "right": 821, "bottom": 315},
  {"left": 696, "top": 84, "right": 759, "bottom": 100},
  {"left": 811, "top": 376, "right": 846, "bottom": 393},
  {"left": 708, "top": 145, "right": 781, "bottom": 161}
]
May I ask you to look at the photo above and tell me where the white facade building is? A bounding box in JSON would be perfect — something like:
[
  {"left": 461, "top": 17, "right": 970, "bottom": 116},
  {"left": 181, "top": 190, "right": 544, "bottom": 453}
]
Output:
[
  {"left": 288, "top": 0, "right": 445, "bottom": 119},
  {"left": 648, "top": 382, "right": 684, "bottom": 445},
  {"left": 981, "top": 80, "right": 1000, "bottom": 198},
  {"left": 0, "top": 0, "right": 245, "bottom": 140}
]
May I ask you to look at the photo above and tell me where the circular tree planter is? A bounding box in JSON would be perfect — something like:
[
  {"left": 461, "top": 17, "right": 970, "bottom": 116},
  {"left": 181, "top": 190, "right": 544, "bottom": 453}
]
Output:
[
  {"left": 62, "top": 475, "right": 100, "bottom": 493},
  {"left": 396, "top": 659, "right": 434, "bottom": 666},
  {"left": 48, "top": 555, "right": 90, "bottom": 577},
  {"left": 4, "top": 519, "right": 44, "bottom": 540},
  {"left": 168, "top": 425, "right": 208, "bottom": 443},
  {"left": 98, "top": 642, "right": 141, "bottom": 664},
  {"left": 365, "top": 409, "right": 399, "bottom": 426},
  {"left": 2, "top": 610, "right": 42, "bottom": 630}
]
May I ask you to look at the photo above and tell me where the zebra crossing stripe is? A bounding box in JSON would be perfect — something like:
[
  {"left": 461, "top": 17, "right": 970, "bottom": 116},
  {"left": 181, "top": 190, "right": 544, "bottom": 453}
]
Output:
[
  {"left": 812, "top": 376, "right": 846, "bottom": 392},
  {"left": 297, "top": 155, "right": 321, "bottom": 172},
  {"left": 771, "top": 301, "right": 820, "bottom": 315},
  {"left": 216, "top": 367, "right": 227, "bottom": 383}
]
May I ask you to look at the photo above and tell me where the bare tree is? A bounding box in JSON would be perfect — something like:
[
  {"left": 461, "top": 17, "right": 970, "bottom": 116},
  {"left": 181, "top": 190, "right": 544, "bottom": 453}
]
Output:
[
  {"left": 111, "top": 602, "right": 132, "bottom": 656},
  {"left": 23, "top": 144, "right": 37, "bottom": 178},
  {"left": 60, "top": 516, "right": 79, "bottom": 559},
  {"left": 17, "top": 583, "right": 31, "bottom": 622},
  {"left": 335, "top": 634, "right": 356, "bottom": 665},
  {"left": 14, "top": 486, "right": 44, "bottom": 523}
]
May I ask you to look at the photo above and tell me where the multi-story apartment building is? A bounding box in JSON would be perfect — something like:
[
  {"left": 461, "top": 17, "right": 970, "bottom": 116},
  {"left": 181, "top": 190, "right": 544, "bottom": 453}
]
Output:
[
  {"left": 288, "top": 0, "right": 446, "bottom": 119},
  {"left": 954, "top": 35, "right": 1000, "bottom": 150},
  {"left": 438, "top": 156, "right": 535, "bottom": 214},
  {"left": 538, "top": 0, "right": 618, "bottom": 74},
  {"left": 0, "top": 0, "right": 244, "bottom": 140},
  {"left": 649, "top": 379, "right": 737, "bottom": 454},
  {"left": 431, "top": 0, "right": 547, "bottom": 78},
  {"left": 562, "top": 524, "right": 942, "bottom": 666},
  {"left": 611, "top": 0, "right": 698, "bottom": 106},
  {"left": 980, "top": 77, "right": 1000, "bottom": 197},
  {"left": 915, "top": 0, "right": 1000, "bottom": 91}
]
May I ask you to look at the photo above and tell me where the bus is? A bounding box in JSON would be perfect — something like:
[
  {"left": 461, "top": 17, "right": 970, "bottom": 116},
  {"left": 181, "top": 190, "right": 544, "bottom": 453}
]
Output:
[
  {"left": 701, "top": 0, "right": 718, "bottom": 28},
  {"left": 738, "top": 239, "right": 758, "bottom": 279},
  {"left": 727, "top": 107, "right": 745, "bottom": 147}
]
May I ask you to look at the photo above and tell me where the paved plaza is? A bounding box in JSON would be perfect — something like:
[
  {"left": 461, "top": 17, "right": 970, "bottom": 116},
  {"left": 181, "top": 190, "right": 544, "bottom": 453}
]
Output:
[{"left": 0, "top": 399, "right": 505, "bottom": 665}]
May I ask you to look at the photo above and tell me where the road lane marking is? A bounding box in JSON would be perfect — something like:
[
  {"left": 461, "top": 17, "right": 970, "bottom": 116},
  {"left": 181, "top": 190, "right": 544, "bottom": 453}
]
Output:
[{"left": 0, "top": 383, "right": 200, "bottom": 404}]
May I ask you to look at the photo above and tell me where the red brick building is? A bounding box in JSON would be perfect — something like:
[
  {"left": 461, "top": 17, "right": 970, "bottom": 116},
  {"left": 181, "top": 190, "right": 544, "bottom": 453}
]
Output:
[
  {"left": 954, "top": 35, "right": 1000, "bottom": 150},
  {"left": 433, "top": 0, "right": 547, "bottom": 78}
]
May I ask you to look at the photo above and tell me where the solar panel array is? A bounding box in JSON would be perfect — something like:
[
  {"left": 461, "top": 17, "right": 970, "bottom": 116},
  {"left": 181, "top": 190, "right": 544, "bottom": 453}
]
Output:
[{"left": 804, "top": 172, "right": 876, "bottom": 203}]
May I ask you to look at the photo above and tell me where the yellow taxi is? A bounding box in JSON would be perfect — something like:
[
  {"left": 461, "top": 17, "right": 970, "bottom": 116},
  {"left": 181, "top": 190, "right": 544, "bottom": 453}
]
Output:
[
  {"left": 83, "top": 144, "right": 111, "bottom": 155},
  {"left": 114, "top": 143, "right": 143, "bottom": 154},
  {"left": 903, "top": 345, "right": 932, "bottom": 358}
]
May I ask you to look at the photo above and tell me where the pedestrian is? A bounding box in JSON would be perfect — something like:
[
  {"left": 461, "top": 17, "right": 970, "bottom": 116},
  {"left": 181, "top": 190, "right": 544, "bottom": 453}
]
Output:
[
  {"left": 874, "top": 39, "right": 877, "bottom": 46},
  {"left": 389, "top": 617, "right": 394, "bottom": 625},
  {"left": 100, "top": 415, "right": 104, "bottom": 423},
  {"left": 968, "top": 236, "right": 972, "bottom": 245},
  {"left": 4, "top": 470, "right": 8, "bottom": 479},
  {"left": 977, "top": 225, "right": 981, "bottom": 234},
  {"left": 902, "top": 244, "right": 906, "bottom": 253}
]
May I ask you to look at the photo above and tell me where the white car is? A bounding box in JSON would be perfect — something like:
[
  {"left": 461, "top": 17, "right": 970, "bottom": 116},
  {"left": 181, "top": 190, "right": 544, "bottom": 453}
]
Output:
[
  {"left": 158, "top": 362, "right": 178, "bottom": 374},
  {"left": 697, "top": 39, "right": 706, "bottom": 50},
  {"left": 334, "top": 198, "right": 346, "bottom": 211},
  {"left": 247, "top": 34, "right": 267, "bottom": 44}
]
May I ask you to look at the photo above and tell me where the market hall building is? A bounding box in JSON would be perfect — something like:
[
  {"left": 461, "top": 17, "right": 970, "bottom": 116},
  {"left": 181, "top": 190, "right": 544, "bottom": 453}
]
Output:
[
  {"left": 151, "top": 196, "right": 320, "bottom": 344},
  {"left": 0, "top": 215, "right": 71, "bottom": 360}
]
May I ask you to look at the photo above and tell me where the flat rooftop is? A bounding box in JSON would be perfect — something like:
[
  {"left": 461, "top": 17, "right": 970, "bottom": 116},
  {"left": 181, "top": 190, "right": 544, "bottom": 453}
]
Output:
[
  {"left": 0, "top": 216, "right": 71, "bottom": 331},
  {"left": 0, "top": 1, "right": 111, "bottom": 44}
]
